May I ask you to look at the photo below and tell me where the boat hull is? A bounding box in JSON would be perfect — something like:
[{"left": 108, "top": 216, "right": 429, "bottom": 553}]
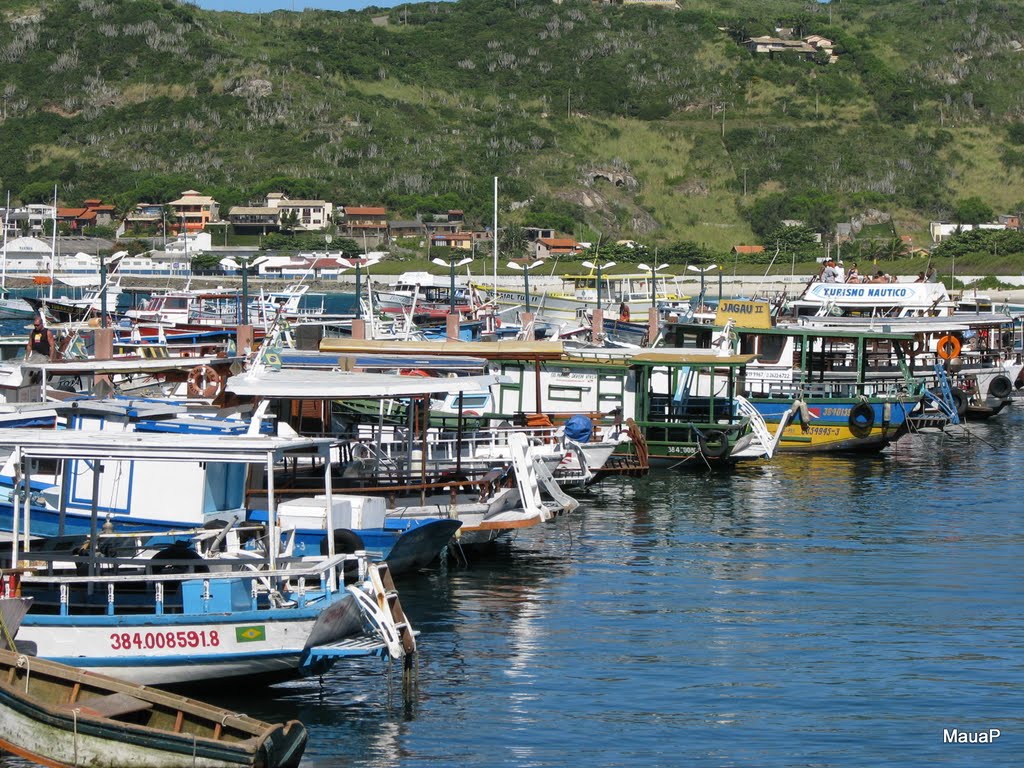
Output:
[
  {"left": 0, "top": 649, "right": 306, "bottom": 768},
  {"left": 16, "top": 590, "right": 367, "bottom": 687},
  {"left": 753, "top": 400, "right": 912, "bottom": 453}
]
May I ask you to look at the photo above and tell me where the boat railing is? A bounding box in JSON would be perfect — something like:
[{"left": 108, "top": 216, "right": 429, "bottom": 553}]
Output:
[
  {"left": 17, "top": 551, "right": 362, "bottom": 615},
  {"left": 759, "top": 377, "right": 916, "bottom": 400}
]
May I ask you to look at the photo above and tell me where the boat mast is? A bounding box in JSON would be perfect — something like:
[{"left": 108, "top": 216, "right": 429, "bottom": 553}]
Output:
[
  {"left": 49, "top": 185, "right": 56, "bottom": 299},
  {"left": 493, "top": 176, "right": 498, "bottom": 297},
  {"left": 1, "top": 191, "right": 9, "bottom": 291}
]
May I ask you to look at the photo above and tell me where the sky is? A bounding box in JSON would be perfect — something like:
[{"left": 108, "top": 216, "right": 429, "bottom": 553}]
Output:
[{"left": 193, "top": 0, "right": 408, "bottom": 11}]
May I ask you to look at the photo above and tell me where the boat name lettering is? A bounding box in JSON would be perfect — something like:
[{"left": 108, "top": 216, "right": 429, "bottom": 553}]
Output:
[
  {"left": 719, "top": 301, "right": 767, "bottom": 316},
  {"left": 808, "top": 427, "right": 842, "bottom": 436},
  {"left": 109, "top": 629, "right": 221, "bottom": 651},
  {"left": 817, "top": 286, "right": 910, "bottom": 299},
  {"left": 666, "top": 445, "right": 698, "bottom": 455}
]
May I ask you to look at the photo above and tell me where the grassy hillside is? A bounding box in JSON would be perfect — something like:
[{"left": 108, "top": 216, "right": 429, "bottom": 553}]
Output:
[{"left": 0, "top": 0, "right": 1022, "bottom": 256}]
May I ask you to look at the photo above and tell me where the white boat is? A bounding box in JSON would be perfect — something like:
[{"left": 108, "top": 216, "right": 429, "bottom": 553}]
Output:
[
  {"left": 1, "top": 427, "right": 416, "bottom": 687},
  {"left": 484, "top": 270, "right": 687, "bottom": 325}
]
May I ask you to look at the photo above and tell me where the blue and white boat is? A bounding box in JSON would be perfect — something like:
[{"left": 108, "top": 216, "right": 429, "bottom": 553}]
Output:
[{"left": 1, "top": 427, "right": 417, "bottom": 688}]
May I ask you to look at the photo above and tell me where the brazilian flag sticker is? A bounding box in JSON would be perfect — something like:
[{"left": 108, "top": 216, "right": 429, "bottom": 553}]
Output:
[{"left": 235, "top": 625, "right": 267, "bottom": 643}]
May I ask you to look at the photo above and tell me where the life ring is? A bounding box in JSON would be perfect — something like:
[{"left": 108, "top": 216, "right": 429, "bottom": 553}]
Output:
[
  {"left": 187, "top": 365, "right": 222, "bottom": 398},
  {"left": 937, "top": 335, "right": 961, "bottom": 360},
  {"left": 848, "top": 402, "right": 875, "bottom": 438},
  {"left": 697, "top": 429, "right": 731, "bottom": 459},
  {"left": 988, "top": 375, "right": 1012, "bottom": 400}
]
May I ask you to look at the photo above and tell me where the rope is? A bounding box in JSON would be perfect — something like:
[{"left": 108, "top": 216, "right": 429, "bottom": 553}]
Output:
[
  {"left": 73, "top": 707, "right": 80, "bottom": 767},
  {"left": 0, "top": 608, "right": 17, "bottom": 653}
]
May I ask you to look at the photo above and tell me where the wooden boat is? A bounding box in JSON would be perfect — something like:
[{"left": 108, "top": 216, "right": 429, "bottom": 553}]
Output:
[{"left": 0, "top": 648, "right": 307, "bottom": 768}]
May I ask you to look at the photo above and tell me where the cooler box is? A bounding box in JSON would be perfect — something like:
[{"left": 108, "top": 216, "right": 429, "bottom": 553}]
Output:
[
  {"left": 276, "top": 497, "right": 352, "bottom": 532},
  {"left": 317, "top": 494, "right": 387, "bottom": 530}
]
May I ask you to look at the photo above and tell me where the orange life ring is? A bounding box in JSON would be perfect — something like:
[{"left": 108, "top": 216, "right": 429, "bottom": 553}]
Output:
[
  {"left": 187, "top": 365, "right": 222, "bottom": 398},
  {"left": 937, "top": 335, "right": 961, "bottom": 360}
]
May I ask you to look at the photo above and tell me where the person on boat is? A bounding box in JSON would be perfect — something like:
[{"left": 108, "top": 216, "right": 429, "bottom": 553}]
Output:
[
  {"left": 870, "top": 270, "right": 889, "bottom": 283},
  {"left": 914, "top": 271, "right": 926, "bottom": 283},
  {"left": 926, "top": 266, "right": 937, "bottom": 283},
  {"left": 845, "top": 263, "right": 861, "bottom": 282},
  {"left": 819, "top": 259, "right": 840, "bottom": 283},
  {"left": 618, "top": 302, "right": 631, "bottom": 322},
  {"left": 25, "top": 315, "right": 56, "bottom": 363}
]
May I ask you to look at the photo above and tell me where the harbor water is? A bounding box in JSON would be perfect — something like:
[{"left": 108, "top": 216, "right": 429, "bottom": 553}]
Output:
[{"left": 3, "top": 400, "right": 1022, "bottom": 766}]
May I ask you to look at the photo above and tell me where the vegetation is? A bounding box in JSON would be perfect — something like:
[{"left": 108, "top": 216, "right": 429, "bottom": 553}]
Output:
[{"left": 1, "top": 0, "right": 1023, "bottom": 268}]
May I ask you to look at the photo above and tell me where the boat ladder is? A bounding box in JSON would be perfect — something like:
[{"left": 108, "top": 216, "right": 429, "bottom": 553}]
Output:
[
  {"left": 922, "top": 364, "right": 961, "bottom": 425},
  {"left": 346, "top": 562, "right": 417, "bottom": 663},
  {"left": 507, "top": 432, "right": 579, "bottom": 521},
  {"left": 733, "top": 396, "right": 778, "bottom": 458}
]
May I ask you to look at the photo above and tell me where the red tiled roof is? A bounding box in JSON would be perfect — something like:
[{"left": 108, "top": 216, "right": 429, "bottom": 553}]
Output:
[
  {"left": 345, "top": 206, "right": 387, "bottom": 216},
  {"left": 57, "top": 208, "right": 88, "bottom": 218},
  {"left": 538, "top": 238, "right": 579, "bottom": 248},
  {"left": 732, "top": 245, "right": 765, "bottom": 254},
  {"left": 306, "top": 258, "right": 343, "bottom": 269}
]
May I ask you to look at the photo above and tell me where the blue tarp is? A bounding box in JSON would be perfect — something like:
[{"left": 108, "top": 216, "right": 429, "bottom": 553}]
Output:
[{"left": 564, "top": 414, "right": 594, "bottom": 443}]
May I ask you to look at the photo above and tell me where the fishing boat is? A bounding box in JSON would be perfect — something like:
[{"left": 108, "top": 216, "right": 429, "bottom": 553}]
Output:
[
  {"left": 484, "top": 269, "right": 686, "bottom": 326},
  {"left": 316, "top": 338, "right": 790, "bottom": 469},
  {"left": 1, "top": 427, "right": 417, "bottom": 687},
  {"left": 0, "top": 646, "right": 307, "bottom": 768},
  {"left": 663, "top": 307, "right": 932, "bottom": 451}
]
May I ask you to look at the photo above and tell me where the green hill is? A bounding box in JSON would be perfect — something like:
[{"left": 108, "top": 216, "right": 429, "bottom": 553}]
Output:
[{"left": 1, "top": 0, "right": 1022, "bottom": 254}]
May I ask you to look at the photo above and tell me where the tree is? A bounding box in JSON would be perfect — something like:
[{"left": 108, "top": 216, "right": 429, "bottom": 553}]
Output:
[
  {"left": 955, "top": 196, "right": 994, "bottom": 225},
  {"left": 499, "top": 225, "right": 527, "bottom": 259},
  {"left": 280, "top": 209, "right": 300, "bottom": 235}
]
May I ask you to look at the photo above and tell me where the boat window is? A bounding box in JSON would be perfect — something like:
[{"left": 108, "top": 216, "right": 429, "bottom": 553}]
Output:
[
  {"left": 752, "top": 334, "right": 787, "bottom": 364},
  {"left": 549, "top": 385, "right": 587, "bottom": 403}
]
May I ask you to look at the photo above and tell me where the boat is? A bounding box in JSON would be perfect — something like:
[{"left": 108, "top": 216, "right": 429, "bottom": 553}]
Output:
[
  {"left": 483, "top": 269, "right": 687, "bottom": 326},
  {"left": 1, "top": 427, "right": 417, "bottom": 687},
  {"left": 663, "top": 308, "right": 932, "bottom": 451},
  {"left": 0, "top": 645, "right": 307, "bottom": 768},
  {"left": 316, "top": 338, "right": 790, "bottom": 468}
]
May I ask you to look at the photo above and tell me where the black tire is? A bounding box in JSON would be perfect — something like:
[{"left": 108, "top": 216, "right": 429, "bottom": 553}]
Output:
[
  {"left": 320, "top": 528, "right": 366, "bottom": 556},
  {"left": 848, "top": 402, "right": 875, "bottom": 439},
  {"left": 950, "top": 387, "right": 969, "bottom": 416},
  {"left": 152, "top": 544, "right": 209, "bottom": 575},
  {"left": 697, "top": 429, "right": 731, "bottom": 459},
  {"left": 988, "top": 375, "right": 1012, "bottom": 400}
]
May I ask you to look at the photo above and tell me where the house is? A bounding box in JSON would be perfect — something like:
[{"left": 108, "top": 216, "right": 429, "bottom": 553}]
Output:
[
  {"left": 389, "top": 219, "right": 426, "bottom": 240},
  {"left": 534, "top": 237, "right": 583, "bottom": 260},
  {"left": 929, "top": 221, "right": 1007, "bottom": 243},
  {"left": 746, "top": 36, "right": 816, "bottom": 56},
  {"left": 227, "top": 206, "right": 281, "bottom": 234},
  {"left": 998, "top": 213, "right": 1021, "bottom": 230},
  {"left": 523, "top": 226, "right": 556, "bottom": 242},
  {"left": 731, "top": 245, "right": 766, "bottom": 257},
  {"left": 340, "top": 206, "right": 388, "bottom": 240},
  {"left": 56, "top": 207, "right": 97, "bottom": 232},
  {"left": 166, "top": 190, "right": 220, "bottom": 233},
  {"left": 265, "top": 193, "right": 334, "bottom": 231},
  {"left": 81, "top": 199, "right": 116, "bottom": 226},
  {"left": 430, "top": 232, "right": 475, "bottom": 251},
  {"left": 123, "top": 203, "right": 166, "bottom": 236}
]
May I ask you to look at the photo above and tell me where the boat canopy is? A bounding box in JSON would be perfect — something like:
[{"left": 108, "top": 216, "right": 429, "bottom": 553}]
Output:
[
  {"left": 319, "top": 338, "right": 566, "bottom": 361},
  {"left": 629, "top": 351, "right": 759, "bottom": 367},
  {"left": 227, "top": 369, "right": 504, "bottom": 399},
  {"left": 0, "top": 428, "right": 333, "bottom": 463}
]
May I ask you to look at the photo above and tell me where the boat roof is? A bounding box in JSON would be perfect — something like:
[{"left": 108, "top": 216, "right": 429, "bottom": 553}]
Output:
[
  {"left": 319, "top": 338, "right": 566, "bottom": 361},
  {"left": 629, "top": 351, "right": 759, "bottom": 367},
  {"left": 0, "top": 427, "right": 333, "bottom": 462},
  {"left": 19, "top": 355, "right": 240, "bottom": 375},
  {"left": 227, "top": 369, "right": 503, "bottom": 399},
  {"left": 672, "top": 320, "right": 917, "bottom": 340},
  {"left": 278, "top": 351, "right": 488, "bottom": 371},
  {"left": 787, "top": 313, "right": 1015, "bottom": 333}
]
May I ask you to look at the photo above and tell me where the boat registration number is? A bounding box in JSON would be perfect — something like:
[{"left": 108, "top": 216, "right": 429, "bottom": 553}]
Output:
[{"left": 109, "top": 630, "right": 221, "bottom": 651}]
